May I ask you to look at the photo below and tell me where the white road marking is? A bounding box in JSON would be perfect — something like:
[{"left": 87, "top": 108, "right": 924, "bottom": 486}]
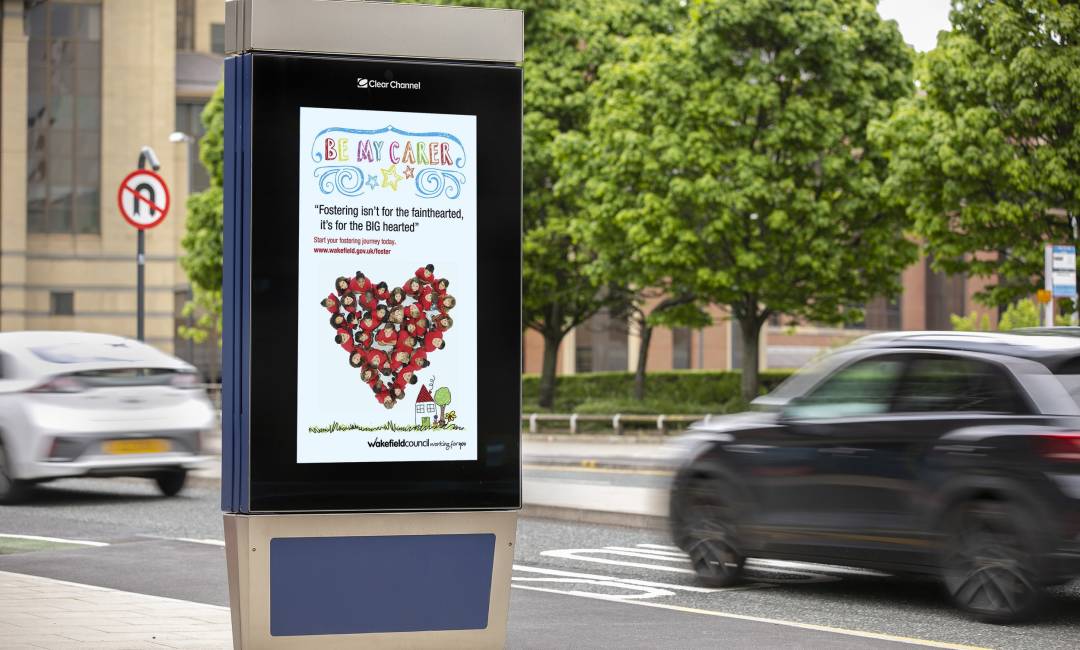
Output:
[
  {"left": 0, "top": 532, "right": 109, "bottom": 547},
  {"left": 540, "top": 548, "right": 696, "bottom": 574},
  {"left": 174, "top": 538, "right": 226, "bottom": 546},
  {"left": 512, "top": 577, "right": 674, "bottom": 600},
  {"left": 512, "top": 563, "right": 757, "bottom": 594},
  {"left": 638, "top": 543, "right": 682, "bottom": 551},
  {"left": 606, "top": 545, "right": 687, "bottom": 558},
  {"left": 510, "top": 584, "right": 987, "bottom": 650},
  {"left": 540, "top": 548, "right": 824, "bottom": 579},
  {"left": 555, "top": 544, "right": 887, "bottom": 579}
]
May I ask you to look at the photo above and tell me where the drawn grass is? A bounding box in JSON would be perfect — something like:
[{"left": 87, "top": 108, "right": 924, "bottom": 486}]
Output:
[{"left": 308, "top": 421, "right": 465, "bottom": 434}]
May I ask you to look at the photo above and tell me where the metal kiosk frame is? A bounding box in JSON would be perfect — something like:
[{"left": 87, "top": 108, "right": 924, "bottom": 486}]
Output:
[{"left": 220, "top": 2, "right": 523, "bottom": 647}]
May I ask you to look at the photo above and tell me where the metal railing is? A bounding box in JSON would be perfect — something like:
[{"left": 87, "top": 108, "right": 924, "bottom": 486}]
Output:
[{"left": 521, "top": 413, "right": 709, "bottom": 436}]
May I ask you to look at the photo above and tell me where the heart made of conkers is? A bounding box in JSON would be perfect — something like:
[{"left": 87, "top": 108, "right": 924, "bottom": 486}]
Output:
[{"left": 321, "top": 264, "right": 455, "bottom": 409}]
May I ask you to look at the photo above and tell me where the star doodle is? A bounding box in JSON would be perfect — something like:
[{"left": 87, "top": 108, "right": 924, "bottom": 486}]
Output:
[
  {"left": 403, "top": 165, "right": 415, "bottom": 180},
  {"left": 366, "top": 174, "right": 379, "bottom": 191},
  {"left": 381, "top": 164, "right": 404, "bottom": 191}
]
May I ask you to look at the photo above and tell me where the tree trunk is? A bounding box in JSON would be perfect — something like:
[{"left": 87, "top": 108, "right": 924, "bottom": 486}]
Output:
[
  {"left": 633, "top": 323, "right": 653, "bottom": 401},
  {"left": 539, "top": 333, "right": 560, "bottom": 409},
  {"left": 739, "top": 317, "right": 762, "bottom": 404}
]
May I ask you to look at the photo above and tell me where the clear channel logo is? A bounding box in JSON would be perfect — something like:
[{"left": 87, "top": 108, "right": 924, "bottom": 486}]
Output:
[{"left": 356, "top": 77, "right": 422, "bottom": 91}]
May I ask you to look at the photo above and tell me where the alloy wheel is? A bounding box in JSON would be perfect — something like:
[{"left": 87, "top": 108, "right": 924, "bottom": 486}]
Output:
[
  {"left": 942, "top": 501, "right": 1041, "bottom": 623},
  {"left": 680, "top": 484, "right": 746, "bottom": 587}
]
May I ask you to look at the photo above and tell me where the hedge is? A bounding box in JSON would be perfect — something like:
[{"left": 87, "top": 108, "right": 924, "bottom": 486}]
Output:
[{"left": 521, "top": 370, "right": 795, "bottom": 414}]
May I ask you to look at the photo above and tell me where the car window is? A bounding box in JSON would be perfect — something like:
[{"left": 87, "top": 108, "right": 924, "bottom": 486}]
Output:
[
  {"left": 892, "top": 355, "right": 1027, "bottom": 414},
  {"left": 785, "top": 357, "right": 905, "bottom": 419},
  {"left": 1055, "top": 375, "right": 1080, "bottom": 409}
]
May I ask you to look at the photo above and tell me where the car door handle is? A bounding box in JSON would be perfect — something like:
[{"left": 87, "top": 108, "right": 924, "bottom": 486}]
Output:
[{"left": 818, "top": 447, "right": 871, "bottom": 456}]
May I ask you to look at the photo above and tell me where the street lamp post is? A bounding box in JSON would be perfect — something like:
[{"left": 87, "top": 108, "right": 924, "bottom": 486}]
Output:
[{"left": 169, "top": 131, "right": 197, "bottom": 367}]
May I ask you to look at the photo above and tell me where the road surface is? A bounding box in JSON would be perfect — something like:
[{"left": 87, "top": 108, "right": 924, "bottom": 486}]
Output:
[{"left": 1, "top": 472, "right": 1079, "bottom": 649}]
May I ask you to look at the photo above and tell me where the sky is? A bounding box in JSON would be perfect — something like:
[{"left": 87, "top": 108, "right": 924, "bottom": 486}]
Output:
[{"left": 877, "top": 0, "right": 953, "bottom": 51}]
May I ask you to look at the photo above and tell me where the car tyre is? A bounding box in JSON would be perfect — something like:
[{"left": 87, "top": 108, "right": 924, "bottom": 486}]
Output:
[
  {"left": 941, "top": 499, "right": 1043, "bottom": 623},
  {"left": 154, "top": 469, "right": 188, "bottom": 497},
  {"left": 672, "top": 475, "right": 746, "bottom": 588},
  {"left": 0, "top": 441, "right": 31, "bottom": 505}
]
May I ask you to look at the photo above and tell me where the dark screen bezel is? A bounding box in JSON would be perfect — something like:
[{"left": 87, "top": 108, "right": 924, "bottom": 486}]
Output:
[{"left": 246, "top": 52, "right": 521, "bottom": 513}]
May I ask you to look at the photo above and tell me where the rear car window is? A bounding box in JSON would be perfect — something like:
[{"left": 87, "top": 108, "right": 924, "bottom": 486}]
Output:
[
  {"left": 893, "top": 356, "right": 1027, "bottom": 414},
  {"left": 1055, "top": 375, "right": 1080, "bottom": 408}
]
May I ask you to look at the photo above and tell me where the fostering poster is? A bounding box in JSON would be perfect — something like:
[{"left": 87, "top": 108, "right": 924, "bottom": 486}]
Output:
[{"left": 295, "top": 107, "right": 477, "bottom": 463}]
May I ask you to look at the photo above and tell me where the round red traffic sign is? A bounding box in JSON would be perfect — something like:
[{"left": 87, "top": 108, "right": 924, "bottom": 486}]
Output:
[{"left": 117, "top": 169, "right": 170, "bottom": 230}]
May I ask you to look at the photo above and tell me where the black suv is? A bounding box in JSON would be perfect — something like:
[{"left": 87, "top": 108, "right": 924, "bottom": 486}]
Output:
[{"left": 669, "top": 331, "right": 1080, "bottom": 622}]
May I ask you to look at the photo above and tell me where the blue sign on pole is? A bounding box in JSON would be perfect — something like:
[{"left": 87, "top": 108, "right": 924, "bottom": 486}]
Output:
[{"left": 1051, "top": 244, "right": 1077, "bottom": 298}]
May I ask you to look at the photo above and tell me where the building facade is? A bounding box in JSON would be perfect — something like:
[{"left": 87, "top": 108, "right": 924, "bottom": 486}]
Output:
[
  {"left": 523, "top": 255, "right": 998, "bottom": 375},
  {"left": 0, "top": 0, "right": 223, "bottom": 378}
]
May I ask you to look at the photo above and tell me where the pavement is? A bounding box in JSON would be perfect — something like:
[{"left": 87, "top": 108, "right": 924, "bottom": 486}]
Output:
[{"left": 0, "top": 570, "right": 231, "bottom": 649}]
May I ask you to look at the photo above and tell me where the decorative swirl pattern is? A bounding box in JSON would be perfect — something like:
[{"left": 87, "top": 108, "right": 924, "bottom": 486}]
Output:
[
  {"left": 415, "top": 169, "right": 466, "bottom": 199},
  {"left": 314, "top": 166, "right": 366, "bottom": 196}
]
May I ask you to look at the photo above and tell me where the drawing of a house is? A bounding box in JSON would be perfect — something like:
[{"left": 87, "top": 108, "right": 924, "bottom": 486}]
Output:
[{"left": 415, "top": 385, "right": 437, "bottom": 427}]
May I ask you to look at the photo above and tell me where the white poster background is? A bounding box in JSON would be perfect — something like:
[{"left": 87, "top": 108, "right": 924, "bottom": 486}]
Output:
[{"left": 296, "top": 107, "right": 477, "bottom": 463}]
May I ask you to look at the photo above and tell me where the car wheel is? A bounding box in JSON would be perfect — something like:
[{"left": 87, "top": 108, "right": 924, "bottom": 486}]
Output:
[
  {"left": 0, "top": 441, "right": 31, "bottom": 504},
  {"left": 941, "top": 499, "right": 1042, "bottom": 623},
  {"left": 673, "top": 476, "right": 746, "bottom": 588},
  {"left": 154, "top": 469, "right": 188, "bottom": 497}
]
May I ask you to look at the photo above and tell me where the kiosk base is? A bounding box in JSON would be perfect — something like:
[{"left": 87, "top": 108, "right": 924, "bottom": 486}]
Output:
[{"left": 223, "top": 510, "right": 517, "bottom": 649}]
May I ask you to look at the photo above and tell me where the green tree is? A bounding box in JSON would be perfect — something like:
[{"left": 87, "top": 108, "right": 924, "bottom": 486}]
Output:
[
  {"left": 873, "top": 0, "right": 1080, "bottom": 310},
  {"left": 558, "top": 0, "right": 916, "bottom": 401},
  {"left": 950, "top": 300, "right": 1039, "bottom": 331},
  {"left": 998, "top": 299, "right": 1040, "bottom": 331},
  {"left": 433, "top": 387, "right": 452, "bottom": 424},
  {"left": 179, "top": 82, "right": 225, "bottom": 343},
  {"left": 414, "top": 0, "right": 686, "bottom": 408}
]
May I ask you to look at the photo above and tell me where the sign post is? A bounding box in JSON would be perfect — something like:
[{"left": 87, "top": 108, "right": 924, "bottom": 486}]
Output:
[
  {"left": 117, "top": 158, "right": 169, "bottom": 341},
  {"left": 221, "top": 2, "right": 522, "bottom": 648},
  {"left": 1045, "top": 244, "right": 1077, "bottom": 327}
]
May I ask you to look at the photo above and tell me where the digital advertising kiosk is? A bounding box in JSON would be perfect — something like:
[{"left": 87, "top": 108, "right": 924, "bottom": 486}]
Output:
[{"left": 220, "top": 1, "right": 523, "bottom": 647}]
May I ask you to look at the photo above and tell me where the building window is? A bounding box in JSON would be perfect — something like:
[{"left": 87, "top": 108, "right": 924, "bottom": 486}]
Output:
[
  {"left": 211, "top": 23, "right": 226, "bottom": 54},
  {"left": 175, "top": 101, "right": 210, "bottom": 192},
  {"left": 926, "top": 258, "right": 966, "bottom": 330},
  {"left": 672, "top": 327, "right": 692, "bottom": 369},
  {"left": 575, "top": 309, "right": 628, "bottom": 373},
  {"left": 50, "top": 291, "right": 74, "bottom": 316},
  {"left": 176, "top": 0, "right": 195, "bottom": 50},
  {"left": 847, "top": 296, "right": 902, "bottom": 331},
  {"left": 26, "top": 1, "right": 102, "bottom": 235}
]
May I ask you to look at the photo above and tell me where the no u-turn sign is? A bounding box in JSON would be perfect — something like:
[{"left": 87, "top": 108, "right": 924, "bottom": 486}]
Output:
[{"left": 117, "top": 169, "right": 170, "bottom": 230}]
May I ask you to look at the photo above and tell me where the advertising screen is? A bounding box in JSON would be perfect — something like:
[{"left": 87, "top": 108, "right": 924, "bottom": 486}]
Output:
[
  {"left": 297, "top": 108, "right": 478, "bottom": 463},
  {"left": 230, "top": 53, "right": 521, "bottom": 512}
]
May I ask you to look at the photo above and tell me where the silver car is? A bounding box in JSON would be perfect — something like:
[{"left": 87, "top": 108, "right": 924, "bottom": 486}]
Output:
[{"left": 0, "top": 332, "right": 216, "bottom": 502}]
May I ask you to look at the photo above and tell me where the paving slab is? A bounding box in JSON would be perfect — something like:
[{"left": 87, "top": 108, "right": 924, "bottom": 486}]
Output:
[{"left": 0, "top": 571, "right": 231, "bottom": 650}]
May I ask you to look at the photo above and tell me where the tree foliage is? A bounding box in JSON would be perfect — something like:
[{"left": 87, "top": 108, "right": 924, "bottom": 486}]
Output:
[
  {"left": 873, "top": 0, "right": 1080, "bottom": 308},
  {"left": 179, "top": 82, "right": 225, "bottom": 343},
  {"left": 558, "top": 0, "right": 917, "bottom": 400},
  {"left": 415, "top": 0, "right": 688, "bottom": 406}
]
